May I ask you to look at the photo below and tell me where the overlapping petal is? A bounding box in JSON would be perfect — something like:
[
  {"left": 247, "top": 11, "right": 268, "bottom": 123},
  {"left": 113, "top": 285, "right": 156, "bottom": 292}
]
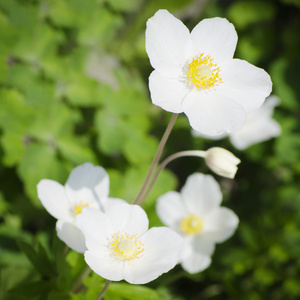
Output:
[
  {"left": 66, "top": 163, "right": 109, "bottom": 207},
  {"left": 181, "top": 173, "right": 222, "bottom": 214},
  {"left": 218, "top": 59, "right": 272, "bottom": 113},
  {"left": 182, "top": 90, "right": 246, "bottom": 136},
  {"left": 156, "top": 191, "right": 187, "bottom": 228},
  {"left": 37, "top": 179, "right": 71, "bottom": 221},
  {"left": 76, "top": 208, "right": 113, "bottom": 250},
  {"left": 149, "top": 70, "right": 189, "bottom": 113},
  {"left": 124, "top": 227, "right": 182, "bottom": 284},
  {"left": 85, "top": 250, "right": 124, "bottom": 282},
  {"left": 56, "top": 220, "right": 86, "bottom": 253},
  {"left": 106, "top": 203, "right": 149, "bottom": 236},
  {"left": 190, "top": 17, "right": 237, "bottom": 64}
]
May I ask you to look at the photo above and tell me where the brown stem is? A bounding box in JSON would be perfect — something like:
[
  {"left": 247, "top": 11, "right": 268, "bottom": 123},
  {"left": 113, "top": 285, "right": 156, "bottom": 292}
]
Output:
[
  {"left": 96, "top": 280, "right": 111, "bottom": 300},
  {"left": 133, "top": 113, "right": 178, "bottom": 205},
  {"left": 141, "top": 150, "right": 206, "bottom": 202}
]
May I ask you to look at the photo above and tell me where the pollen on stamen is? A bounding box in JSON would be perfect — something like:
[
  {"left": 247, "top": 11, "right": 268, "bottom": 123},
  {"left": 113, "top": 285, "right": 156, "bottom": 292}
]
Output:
[
  {"left": 73, "top": 201, "right": 90, "bottom": 216},
  {"left": 185, "top": 53, "right": 222, "bottom": 91},
  {"left": 109, "top": 231, "right": 145, "bottom": 262}
]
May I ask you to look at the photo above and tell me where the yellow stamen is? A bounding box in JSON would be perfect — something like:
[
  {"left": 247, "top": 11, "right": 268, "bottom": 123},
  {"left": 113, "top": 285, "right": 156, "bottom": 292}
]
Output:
[
  {"left": 109, "top": 232, "right": 144, "bottom": 261},
  {"left": 73, "top": 201, "right": 90, "bottom": 216},
  {"left": 186, "top": 53, "right": 222, "bottom": 90},
  {"left": 180, "top": 214, "right": 204, "bottom": 235}
]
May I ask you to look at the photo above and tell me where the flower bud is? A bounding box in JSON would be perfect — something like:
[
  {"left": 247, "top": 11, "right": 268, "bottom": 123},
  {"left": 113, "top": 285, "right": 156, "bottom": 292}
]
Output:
[{"left": 204, "top": 147, "right": 241, "bottom": 179}]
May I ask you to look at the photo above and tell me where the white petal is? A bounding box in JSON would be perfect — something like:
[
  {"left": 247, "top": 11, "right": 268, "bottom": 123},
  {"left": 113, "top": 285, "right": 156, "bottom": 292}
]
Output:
[
  {"left": 37, "top": 179, "right": 72, "bottom": 221},
  {"left": 102, "top": 197, "right": 128, "bottom": 211},
  {"left": 156, "top": 191, "right": 187, "bottom": 229},
  {"left": 146, "top": 9, "right": 190, "bottom": 75},
  {"left": 218, "top": 59, "right": 272, "bottom": 112},
  {"left": 105, "top": 203, "right": 149, "bottom": 236},
  {"left": 123, "top": 227, "right": 183, "bottom": 284},
  {"left": 75, "top": 208, "right": 114, "bottom": 250},
  {"left": 229, "top": 96, "right": 281, "bottom": 150},
  {"left": 149, "top": 70, "right": 189, "bottom": 113},
  {"left": 182, "top": 90, "right": 246, "bottom": 136},
  {"left": 85, "top": 250, "right": 124, "bottom": 282},
  {"left": 65, "top": 163, "right": 109, "bottom": 210},
  {"left": 190, "top": 17, "right": 237, "bottom": 64},
  {"left": 230, "top": 118, "right": 281, "bottom": 150},
  {"left": 181, "top": 252, "right": 212, "bottom": 274},
  {"left": 179, "top": 235, "right": 214, "bottom": 273},
  {"left": 56, "top": 220, "right": 86, "bottom": 253},
  {"left": 204, "top": 207, "right": 239, "bottom": 243},
  {"left": 181, "top": 173, "right": 222, "bottom": 215}
]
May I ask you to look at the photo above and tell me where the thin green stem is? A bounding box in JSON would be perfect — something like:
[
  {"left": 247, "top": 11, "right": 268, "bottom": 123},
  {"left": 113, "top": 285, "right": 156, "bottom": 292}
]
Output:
[
  {"left": 96, "top": 280, "right": 111, "bottom": 300},
  {"left": 141, "top": 150, "right": 206, "bottom": 202},
  {"left": 133, "top": 113, "right": 178, "bottom": 205}
]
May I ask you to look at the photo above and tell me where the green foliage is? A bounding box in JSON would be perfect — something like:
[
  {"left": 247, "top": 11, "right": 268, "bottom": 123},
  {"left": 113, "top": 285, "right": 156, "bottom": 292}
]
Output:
[{"left": 0, "top": 0, "right": 300, "bottom": 299}]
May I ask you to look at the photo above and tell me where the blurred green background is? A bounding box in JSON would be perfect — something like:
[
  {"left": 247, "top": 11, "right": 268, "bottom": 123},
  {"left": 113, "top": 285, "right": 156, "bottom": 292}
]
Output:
[{"left": 0, "top": 0, "right": 300, "bottom": 299}]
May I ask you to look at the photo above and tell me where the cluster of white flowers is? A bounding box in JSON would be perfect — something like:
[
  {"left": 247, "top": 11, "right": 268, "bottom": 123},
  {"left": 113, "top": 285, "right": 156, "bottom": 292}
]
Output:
[
  {"left": 38, "top": 163, "right": 183, "bottom": 284},
  {"left": 37, "top": 8, "right": 279, "bottom": 295}
]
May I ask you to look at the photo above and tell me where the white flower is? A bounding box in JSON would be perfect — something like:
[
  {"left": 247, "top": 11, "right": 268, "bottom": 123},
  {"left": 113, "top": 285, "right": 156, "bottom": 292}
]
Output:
[
  {"left": 229, "top": 96, "right": 281, "bottom": 150},
  {"left": 37, "top": 163, "right": 122, "bottom": 253},
  {"left": 192, "top": 96, "right": 281, "bottom": 150},
  {"left": 156, "top": 173, "right": 239, "bottom": 274},
  {"left": 146, "top": 9, "right": 272, "bottom": 136},
  {"left": 205, "top": 147, "right": 241, "bottom": 179},
  {"left": 76, "top": 203, "right": 183, "bottom": 284}
]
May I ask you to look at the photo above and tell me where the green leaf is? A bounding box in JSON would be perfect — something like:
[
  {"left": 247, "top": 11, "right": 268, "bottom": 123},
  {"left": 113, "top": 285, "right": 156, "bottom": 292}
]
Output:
[
  {"left": 17, "top": 241, "right": 56, "bottom": 278},
  {"left": 17, "top": 143, "right": 67, "bottom": 202},
  {"left": 56, "top": 136, "right": 96, "bottom": 165},
  {"left": 78, "top": 8, "right": 123, "bottom": 47},
  {"left": 8, "top": 281, "right": 54, "bottom": 300},
  {"left": 124, "top": 132, "right": 157, "bottom": 165},
  {"left": 28, "top": 103, "right": 76, "bottom": 140},
  {"left": 13, "top": 23, "right": 64, "bottom": 63},
  {"left": 95, "top": 110, "right": 128, "bottom": 154},
  {"left": 107, "top": 282, "right": 164, "bottom": 300}
]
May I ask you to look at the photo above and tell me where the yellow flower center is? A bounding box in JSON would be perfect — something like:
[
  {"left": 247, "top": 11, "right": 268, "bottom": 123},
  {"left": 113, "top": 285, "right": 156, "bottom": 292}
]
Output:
[
  {"left": 73, "top": 201, "right": 90, "bottom": 216},
  {"left": 186, "top": 53, "right": 222, "bottom": 90},
  {"left": 109, "top": 232, "right": 145, "bottom": 261},
  {"left": 180, "top": 214, "right": 204, "bottom": 235}
]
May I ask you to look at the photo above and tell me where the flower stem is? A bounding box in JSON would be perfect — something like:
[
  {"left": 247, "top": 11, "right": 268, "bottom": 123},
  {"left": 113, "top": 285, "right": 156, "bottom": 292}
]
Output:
[
  {"left": 141, "top": 150, "right": 206, "bottom": 202},
  {"left": 96, "top": 280, "right": 111, "bottom": 300},
  {"left": 133, "top": 113, "right": 178, "bottom": 205},
  {"left": 72, "top": 266, "right": 92, "bottom": 293}
]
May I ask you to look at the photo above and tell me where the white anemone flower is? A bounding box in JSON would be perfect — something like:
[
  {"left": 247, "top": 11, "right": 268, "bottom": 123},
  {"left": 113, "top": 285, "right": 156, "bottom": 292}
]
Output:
[
  {"left": 37, "top": 163, "right": 122, "bottom": 253},
  {"left": 192, "top": 96, "right": 281, "bottom": 150},
  {"left": 146, "top": 9, "right": 272, "bottom": 136},
  {"left": 156, "top": 173, "right": 239, "bottom": 274},
  {"left": 76, "top": 203, "right": 183, "bottom": 284}
]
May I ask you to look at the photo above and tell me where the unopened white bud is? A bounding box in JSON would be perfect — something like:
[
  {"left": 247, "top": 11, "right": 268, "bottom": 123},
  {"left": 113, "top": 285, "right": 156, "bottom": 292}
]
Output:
[{"left": 205, "top": 147, "right": 241, "bottom": 179}]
